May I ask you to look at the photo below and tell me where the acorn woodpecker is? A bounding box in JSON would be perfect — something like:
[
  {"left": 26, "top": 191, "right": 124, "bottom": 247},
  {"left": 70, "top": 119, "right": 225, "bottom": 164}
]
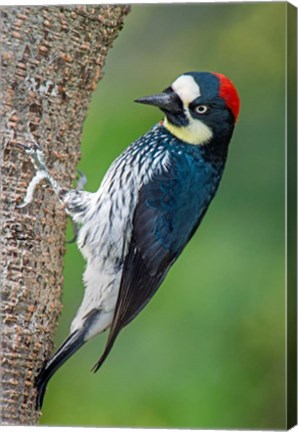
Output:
[{"left": 18, "top": 71, "right": 240, "bottom": 410}]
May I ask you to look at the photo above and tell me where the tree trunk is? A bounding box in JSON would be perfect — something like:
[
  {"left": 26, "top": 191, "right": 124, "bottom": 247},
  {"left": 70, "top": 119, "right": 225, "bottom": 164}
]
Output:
[{"left": 0, "top": 5, "right": 129, "bottom": 425}]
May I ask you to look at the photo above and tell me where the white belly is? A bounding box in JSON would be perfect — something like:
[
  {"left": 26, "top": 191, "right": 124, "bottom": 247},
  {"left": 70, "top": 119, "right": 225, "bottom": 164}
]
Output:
[{"left": 70, "top": 261, "right": 122, "bottom": 339}]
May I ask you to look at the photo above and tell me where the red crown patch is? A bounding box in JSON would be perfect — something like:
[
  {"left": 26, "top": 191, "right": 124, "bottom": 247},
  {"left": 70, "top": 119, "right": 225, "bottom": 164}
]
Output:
[{"left": 213, "top": 73, "right": 240, "bottom": 121}]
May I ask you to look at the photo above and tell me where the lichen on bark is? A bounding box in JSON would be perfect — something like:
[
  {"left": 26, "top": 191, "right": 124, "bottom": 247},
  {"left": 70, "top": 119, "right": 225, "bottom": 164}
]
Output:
[{"left": 0, "top": 5, "right": 129, "bottom": 425}]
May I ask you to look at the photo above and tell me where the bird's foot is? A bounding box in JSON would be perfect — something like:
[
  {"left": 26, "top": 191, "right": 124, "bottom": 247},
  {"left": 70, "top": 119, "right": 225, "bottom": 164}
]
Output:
[{"left": 16, "top": 138, "right": 61, "bottom": 208}]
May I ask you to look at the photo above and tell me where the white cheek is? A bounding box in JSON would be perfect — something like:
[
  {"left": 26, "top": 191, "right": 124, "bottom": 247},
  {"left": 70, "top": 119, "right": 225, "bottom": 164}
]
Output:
[{"left": 171, "top": 75, "right": 201, "bottom": 105}]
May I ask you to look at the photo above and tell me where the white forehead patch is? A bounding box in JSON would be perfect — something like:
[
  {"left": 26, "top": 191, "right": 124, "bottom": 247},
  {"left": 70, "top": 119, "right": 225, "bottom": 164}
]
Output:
[{"left": 171, "top": 75, "right": 201, "bottom": 105}]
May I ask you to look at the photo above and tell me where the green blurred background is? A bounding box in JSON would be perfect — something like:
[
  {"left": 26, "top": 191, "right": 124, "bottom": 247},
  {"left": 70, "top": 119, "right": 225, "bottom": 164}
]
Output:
[{"left": 41, "top": 3, "right": 287, "bottom": 429}]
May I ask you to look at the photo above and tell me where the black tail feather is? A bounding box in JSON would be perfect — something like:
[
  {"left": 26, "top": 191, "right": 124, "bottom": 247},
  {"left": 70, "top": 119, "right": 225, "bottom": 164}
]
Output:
[
  {"left": 91, "top": 328, "right": 120, "bottom": 373},
  {"left": 35, "top": 329, "right": 86, "bottom": 411}
]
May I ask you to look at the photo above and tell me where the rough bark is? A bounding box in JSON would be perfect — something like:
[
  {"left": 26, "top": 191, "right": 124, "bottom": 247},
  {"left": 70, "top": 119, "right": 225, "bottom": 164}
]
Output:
[{"left": 0, "top": 5, "right": 129, "bottom": 425}]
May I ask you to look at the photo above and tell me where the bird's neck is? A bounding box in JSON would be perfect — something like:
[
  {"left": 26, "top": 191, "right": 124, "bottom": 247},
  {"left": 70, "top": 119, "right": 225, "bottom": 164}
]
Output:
[{"left": 159, "top": 121, "right": 230, "bottom": 163}]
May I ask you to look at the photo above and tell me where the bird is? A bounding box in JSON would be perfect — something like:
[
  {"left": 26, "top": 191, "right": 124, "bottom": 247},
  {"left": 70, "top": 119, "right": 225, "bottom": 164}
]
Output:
[{"left": 18, "top": 71, "right": 240, "bottom": 410}]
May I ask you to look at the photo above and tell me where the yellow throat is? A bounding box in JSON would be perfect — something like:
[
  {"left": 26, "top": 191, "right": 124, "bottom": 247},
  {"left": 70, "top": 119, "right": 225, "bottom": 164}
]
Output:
[{"left": 163, "top": 116, "right": 213, "bottom": 146}]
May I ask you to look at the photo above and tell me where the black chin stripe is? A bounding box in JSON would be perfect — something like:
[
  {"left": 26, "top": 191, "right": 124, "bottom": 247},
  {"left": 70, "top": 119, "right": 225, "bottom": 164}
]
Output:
[
  {"left": 161, "top": 88, "right": 188, "bottom": 127},
  {"left": 165, "top": 110, "right": 189, "bottom": 127}
]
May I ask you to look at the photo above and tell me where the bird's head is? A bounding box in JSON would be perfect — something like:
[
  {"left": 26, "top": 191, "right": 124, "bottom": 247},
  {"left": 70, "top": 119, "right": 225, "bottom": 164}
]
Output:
[{"left": 135, "top": 72, "right": 240, "bottom": 146}]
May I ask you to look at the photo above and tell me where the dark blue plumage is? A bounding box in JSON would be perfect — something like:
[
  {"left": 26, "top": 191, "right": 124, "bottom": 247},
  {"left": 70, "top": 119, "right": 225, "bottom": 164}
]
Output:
[{"left": 134, "top": 135, "right": 224, "bottom": 269}]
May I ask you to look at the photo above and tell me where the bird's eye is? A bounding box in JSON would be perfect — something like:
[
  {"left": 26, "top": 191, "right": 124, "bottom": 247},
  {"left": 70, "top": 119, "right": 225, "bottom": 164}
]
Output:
[{"left": 195, "top": 105, "right": 208, "bottom": 114}]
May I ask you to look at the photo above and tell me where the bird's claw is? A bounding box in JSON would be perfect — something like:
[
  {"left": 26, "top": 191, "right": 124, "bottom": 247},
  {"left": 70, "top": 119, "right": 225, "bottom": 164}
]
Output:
[
  {"left": 16, "top": 139, "right": 51, "bottom": 209},
  {"left": 15, "top": 142, "right": 31, "bottom": 152},
  {"left": 16, "top": 140, "right": 41, "bottom": 152},
  {"left": 17, "top": 139, "right": 46, "bottom": 172}
]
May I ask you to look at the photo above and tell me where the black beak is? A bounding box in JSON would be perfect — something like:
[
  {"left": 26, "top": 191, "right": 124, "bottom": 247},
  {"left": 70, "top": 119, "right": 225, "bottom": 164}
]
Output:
[{"left": 135, "top": 91, "right": 181, "bottom": 113}]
